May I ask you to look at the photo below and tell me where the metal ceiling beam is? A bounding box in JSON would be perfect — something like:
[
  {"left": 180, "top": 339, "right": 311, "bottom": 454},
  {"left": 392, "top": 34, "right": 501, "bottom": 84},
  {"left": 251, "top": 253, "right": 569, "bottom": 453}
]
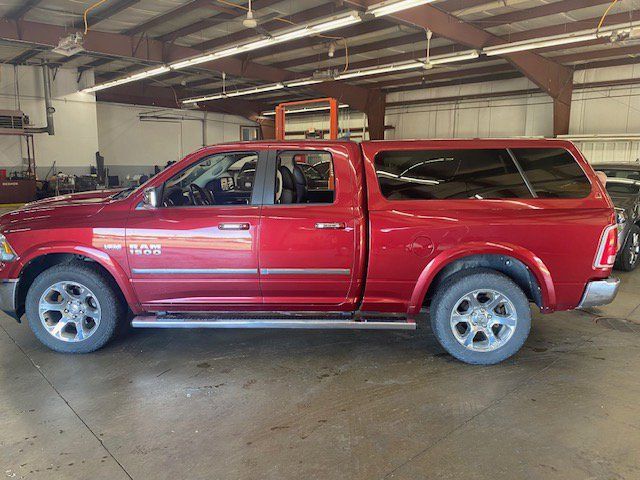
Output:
[
  {"left": 344, "top": 1, "right": 574, "bottom": 135},
  {"left": 251, "top": 20, "right": 391, "bottom": 66},
  {"left": 366, "top": 63, "right": 513, "bottom": 89},
  {"left": 125, "top": 0, "right": 211, "bottom": 35},
  {"left": 473, "top": 0, "right": 613, "bottom": 27},
  {"left": 0, "top": 18, "right": 382, "bottom": 116},
  {"left": 347, "top": 54, "right": 640, "bottom": 98},
  {"left": 574, "top": 55, "right": 640, "bottom": 70},
  {"left": 83, "top": 57, "right": 118, "bottom": 68},
  {"left": 271, "top": 35, "right": 425, "bottom": 71},
  {"left": 493, "top": 10, "right": 640, "bottom": 44},
  {"left": 96, "top": 82, "right": 275, "bottom": 138},
  {"left": 384, "top": 71, "right": 523, "bottom": 94},
  {"left": 73, "top": 0, "right": 142, "bottom": 30},
  {"left": 8, "top": 48, "right": 42, "bottom": 64},
  {"left": 436, "top": 0, "right": 496, "bottom": 13},
  {"left": 0, "top": 18, "right": 292, "bottom": 81},
  {"left": 150, "top": 0, "right": 282, "bottom": 40},
  {"left": 5, "top": 0, "right": 43, "bottom": 20},
  {"left": 190, "top": 2, "right": 349, "bottom": 51},
  {"left": 309, "top": 36, "right": 617, "bottom": 80},
  {"left": 365, "top": 51, "right": 640, "bottom": 91},
  {"left": 275, "top": 0, "right": 608, "bottom": 78},
  {"left": 54, "top": 52, "right": 85, "bottom": 65},
  {"left": 386, "top": 76, "right": 640, "bottom": 109},
  {"left": 553, "top": 45, "right": 640, "bottom": 64},
  {"left": 157, "top": 12, "right": 241, "bottom": 42}
]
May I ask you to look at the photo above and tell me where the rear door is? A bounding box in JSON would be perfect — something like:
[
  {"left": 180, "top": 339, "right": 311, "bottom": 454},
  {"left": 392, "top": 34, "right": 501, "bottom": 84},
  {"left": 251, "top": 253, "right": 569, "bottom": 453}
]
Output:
[
  {"left": 258, "top": 143, "right": 365, "bottom": 311},
  {"left": 126, "top": 148, "right": 267, "bottom": 310}
]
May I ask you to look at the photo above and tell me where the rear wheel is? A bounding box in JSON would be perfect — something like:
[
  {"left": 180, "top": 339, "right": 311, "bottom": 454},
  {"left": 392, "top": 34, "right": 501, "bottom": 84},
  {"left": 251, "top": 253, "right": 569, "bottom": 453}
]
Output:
[
  {"left": 26, "top": 263, "right": 124, "bottom": 353},
  {"left": 430, "top": 268, "right": 531, "bottom": 365},
  {"left": 615, "top": 224, "right": 640, "bottom": 272}
]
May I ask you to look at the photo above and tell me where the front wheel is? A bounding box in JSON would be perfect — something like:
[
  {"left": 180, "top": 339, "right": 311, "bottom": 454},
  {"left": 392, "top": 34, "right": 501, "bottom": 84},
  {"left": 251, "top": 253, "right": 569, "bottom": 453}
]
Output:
[
  {"left": 25, "top": 262, "right": 124, "bottom": 353},
  {"left": 430, "top": 268, "right": 531, "bottom": 365}
]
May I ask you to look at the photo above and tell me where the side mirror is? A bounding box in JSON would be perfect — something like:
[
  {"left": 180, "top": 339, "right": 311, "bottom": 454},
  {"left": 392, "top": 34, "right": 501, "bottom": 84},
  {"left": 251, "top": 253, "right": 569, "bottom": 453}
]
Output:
[{"left": 142, "top": 187, "right": 159, "bottom": 208}]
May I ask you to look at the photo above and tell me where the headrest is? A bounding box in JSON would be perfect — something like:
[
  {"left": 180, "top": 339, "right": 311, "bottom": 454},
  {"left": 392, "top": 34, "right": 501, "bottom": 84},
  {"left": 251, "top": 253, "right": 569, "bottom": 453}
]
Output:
[
  {"left": 278, "top": 165, "right": 294, "bottom": 190},
  {"left": 293, "top": 164, "right": 307, "bottom": 186}
]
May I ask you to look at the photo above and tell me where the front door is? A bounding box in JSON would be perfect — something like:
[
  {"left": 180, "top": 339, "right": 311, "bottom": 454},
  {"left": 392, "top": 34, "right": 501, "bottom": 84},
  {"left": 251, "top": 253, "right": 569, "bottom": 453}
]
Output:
[
  {"left": 126, "top": 149, "right": 267, "bottom": 311},
  {"left": 258, "top": 145, "right": 364, "bottom": 311}
]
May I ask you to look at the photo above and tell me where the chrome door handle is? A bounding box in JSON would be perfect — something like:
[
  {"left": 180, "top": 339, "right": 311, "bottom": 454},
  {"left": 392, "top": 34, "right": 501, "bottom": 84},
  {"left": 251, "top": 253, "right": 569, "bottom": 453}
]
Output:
[
  {"left": 218, "top": 223, "right": 250, "bottom": 230},
  {"left": 315, "top": 222, "right": 346, "bottom": 230}
]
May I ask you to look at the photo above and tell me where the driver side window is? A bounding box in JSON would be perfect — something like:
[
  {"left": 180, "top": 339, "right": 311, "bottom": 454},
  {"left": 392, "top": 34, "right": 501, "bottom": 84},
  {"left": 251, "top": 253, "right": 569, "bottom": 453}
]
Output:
[{"left": 162, "top": 152, "right": 257, "bottom": 207}]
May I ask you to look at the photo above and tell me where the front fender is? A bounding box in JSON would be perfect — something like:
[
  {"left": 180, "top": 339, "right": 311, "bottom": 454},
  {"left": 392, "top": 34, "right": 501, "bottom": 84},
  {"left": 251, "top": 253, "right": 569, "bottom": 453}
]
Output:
[
  {"left": 12, "top": 243, "right": 142, "bottom": 314},
  {"left": 407, "top": 242, "right": 556, "bottom": 315}
]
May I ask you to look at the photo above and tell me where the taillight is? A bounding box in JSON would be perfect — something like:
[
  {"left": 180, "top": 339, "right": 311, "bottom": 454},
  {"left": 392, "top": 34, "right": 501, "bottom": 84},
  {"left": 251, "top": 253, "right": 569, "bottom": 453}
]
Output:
[{"left": 594, "top": 224, "right": 618, "bottom": 268}]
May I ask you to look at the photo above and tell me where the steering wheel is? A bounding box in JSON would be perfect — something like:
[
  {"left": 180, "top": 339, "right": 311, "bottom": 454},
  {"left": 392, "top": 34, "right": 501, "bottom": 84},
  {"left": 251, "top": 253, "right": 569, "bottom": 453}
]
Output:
[{"left": 188, "top": 183, "right": 213, "bottom": 206}]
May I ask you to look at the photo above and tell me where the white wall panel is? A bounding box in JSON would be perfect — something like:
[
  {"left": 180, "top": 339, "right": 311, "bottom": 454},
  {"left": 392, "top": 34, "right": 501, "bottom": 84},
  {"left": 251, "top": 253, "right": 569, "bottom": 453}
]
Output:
[{"left": 0, "top": 64, "right": 99, "bottom": 173}]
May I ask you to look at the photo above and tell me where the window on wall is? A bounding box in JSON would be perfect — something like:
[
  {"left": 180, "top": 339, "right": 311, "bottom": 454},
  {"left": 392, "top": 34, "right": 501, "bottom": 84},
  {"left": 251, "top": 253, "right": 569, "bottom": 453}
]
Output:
[
  {"left": 240, "top": 126, "right": 260, "bottom": 141},
  {"left": 274, "top": 151, "right": 335, "bottom": 204},
  {"left": 511, "top": 148, "right": 591, "bottom": 198},
  {"left": 162, "top": 152, "right": 257, "bottom": 207},
  {"left": 374, "top": 149, "right": 533, "bottom": 200}
]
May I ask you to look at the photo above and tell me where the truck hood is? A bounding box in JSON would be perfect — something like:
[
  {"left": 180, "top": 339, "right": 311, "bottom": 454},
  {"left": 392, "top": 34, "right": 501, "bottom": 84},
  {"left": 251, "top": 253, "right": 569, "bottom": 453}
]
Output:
[
  {"left": 0, "top": 189, "right": 121, "bottom": 233},
  {"left": 25, "top": 189, "right": 121, "bottom": 207}
]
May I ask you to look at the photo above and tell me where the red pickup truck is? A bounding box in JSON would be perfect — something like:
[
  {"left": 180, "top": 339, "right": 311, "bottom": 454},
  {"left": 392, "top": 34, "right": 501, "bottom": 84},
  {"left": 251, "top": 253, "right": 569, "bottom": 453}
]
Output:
[{"left": 0, "top": 139, "right": 620, "bottom": 364}]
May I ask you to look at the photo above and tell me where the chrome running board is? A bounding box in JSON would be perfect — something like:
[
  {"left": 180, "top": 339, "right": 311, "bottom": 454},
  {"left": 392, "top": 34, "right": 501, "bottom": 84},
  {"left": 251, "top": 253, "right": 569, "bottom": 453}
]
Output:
[{"left": 131, "top": 315, "right": 416, "bottom": 330}]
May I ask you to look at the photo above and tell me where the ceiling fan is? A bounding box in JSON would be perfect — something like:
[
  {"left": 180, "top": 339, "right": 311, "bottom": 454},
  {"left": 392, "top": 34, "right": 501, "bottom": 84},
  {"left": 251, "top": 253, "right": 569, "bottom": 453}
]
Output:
[
  {"left": 243, "top": 0, "right": 258, "bottom": 28},
  {"left": 206, "top": 1, "right": 282, "bottom": 33}
]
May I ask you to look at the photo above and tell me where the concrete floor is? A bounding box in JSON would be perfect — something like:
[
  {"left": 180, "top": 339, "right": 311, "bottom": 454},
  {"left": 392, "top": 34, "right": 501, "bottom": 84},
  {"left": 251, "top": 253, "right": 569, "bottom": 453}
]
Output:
[{"left": 2, "top": 206, "right": 640, "bottom": 479}]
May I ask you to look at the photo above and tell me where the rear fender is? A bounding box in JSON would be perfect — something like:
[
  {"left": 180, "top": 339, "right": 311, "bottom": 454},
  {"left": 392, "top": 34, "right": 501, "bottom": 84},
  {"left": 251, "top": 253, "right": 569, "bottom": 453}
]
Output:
[{"left": 408, "top": 242, "right": 556, "bottom": 315}]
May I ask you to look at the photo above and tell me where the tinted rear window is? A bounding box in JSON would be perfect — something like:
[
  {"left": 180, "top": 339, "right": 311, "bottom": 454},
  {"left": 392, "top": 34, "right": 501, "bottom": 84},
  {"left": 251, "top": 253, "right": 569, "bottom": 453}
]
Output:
[
  {"left": 511, "top": 148, "right": 591, "bottom": 198},
  {"left": 374, "top": 149, "right": 532, "bottom": 200}
]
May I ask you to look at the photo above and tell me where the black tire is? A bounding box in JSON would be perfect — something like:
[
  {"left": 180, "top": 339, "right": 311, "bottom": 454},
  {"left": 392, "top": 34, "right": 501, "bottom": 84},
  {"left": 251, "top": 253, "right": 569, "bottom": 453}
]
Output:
[
  {"left": 615, "top": 224, "right": 640, "bottom": 272},
  {"left": 430, "top": 268, "right": 531, "bottom": 365},
  {"left": 25, "top": 262, "right": 124, "bottom": 353}
]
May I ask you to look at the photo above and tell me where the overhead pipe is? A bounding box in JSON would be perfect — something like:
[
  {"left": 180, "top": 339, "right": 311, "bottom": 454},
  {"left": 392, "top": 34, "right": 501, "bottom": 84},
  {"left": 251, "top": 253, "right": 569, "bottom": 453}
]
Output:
[{"left": 25, "top": 63, "right": 55, "bottom": 135}]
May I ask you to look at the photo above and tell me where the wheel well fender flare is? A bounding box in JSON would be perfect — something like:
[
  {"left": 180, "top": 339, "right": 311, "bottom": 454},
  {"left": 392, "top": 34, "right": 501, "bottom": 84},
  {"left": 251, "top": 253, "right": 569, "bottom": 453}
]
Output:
[
  {"left": 408, "top": 242, "right": 556, "bottom": 315},
  {"left": 16, "top": 244, "right": 141, "bottom": 314}
]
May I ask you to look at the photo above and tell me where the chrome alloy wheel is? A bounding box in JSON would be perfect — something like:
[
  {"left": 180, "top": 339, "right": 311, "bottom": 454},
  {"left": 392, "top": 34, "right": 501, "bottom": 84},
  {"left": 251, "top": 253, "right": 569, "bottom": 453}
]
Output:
[
  {"left": 450, "top": 289, "right": 517, "bottom": 352},
  {"left": 629, "top": 232, "right": 640, "bottom": 266},
  {"left": 38, "top": 281, "right": 101, "bottom": 342}
]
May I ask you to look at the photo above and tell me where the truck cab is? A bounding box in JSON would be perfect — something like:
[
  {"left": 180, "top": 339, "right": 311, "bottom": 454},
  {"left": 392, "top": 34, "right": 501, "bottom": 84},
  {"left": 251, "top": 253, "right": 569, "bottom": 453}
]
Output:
[{"left": 0, "top": 139, "right": 620, "bottom": 364}]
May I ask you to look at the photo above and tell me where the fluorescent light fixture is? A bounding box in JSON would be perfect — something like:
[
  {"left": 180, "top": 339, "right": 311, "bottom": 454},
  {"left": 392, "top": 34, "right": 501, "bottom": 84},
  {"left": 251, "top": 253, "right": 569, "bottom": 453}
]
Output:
[
  {"left": 367, "top": 0, "right": 436, "bottom": 17},
  {"left": 285, "top": 78, "right": 324, "bottom": 87},
  {"left": 226, "top": 83, "right": 284, "bottom": 97},
  {"left": 82, "top": 65, "right": 170, "bottom": 93},
  {"left": 85, "top": 11, "right": 361, "bottom": 93},
  {"left": 426, "top": 49, "right": 479, "bottom": 65},
  {"left": 179, "top": 49, "right": 480, "bottom": 103},
  {"left": 484, "top": 32, "right": 598, "bottom": 56},
  {"left": 482, "top": 21, "right": 640, "bottom": 56},
  {"left": 182, "top": 83, "right": 285, "bottom": 104},
  {"left": 170, "top": 54, "right": 218, "bottom": 70},
  {"left": 181, "top": 51, "right": 480, "bottom": 102},
  {"left": 336, "top": 61, "right": 425, "bottom": 80},
  {"left": 170, "top": 12, "right": 360, "bottom": 71},
  {"left": 262, "top": 104, "right": 349, "bottom": 116}
]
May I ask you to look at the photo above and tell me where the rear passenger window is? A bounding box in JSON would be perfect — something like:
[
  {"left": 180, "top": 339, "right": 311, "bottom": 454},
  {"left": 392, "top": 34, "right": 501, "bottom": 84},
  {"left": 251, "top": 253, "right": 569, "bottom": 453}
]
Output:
[
  {"left": 374, "top": 149, "right": 532, "bottom": 200},
  {"left": 511, "top": 148, "right": 591, "bottom": 198},
  {"left": 275, "top": 151, "right": 335, "bottom": 204}
]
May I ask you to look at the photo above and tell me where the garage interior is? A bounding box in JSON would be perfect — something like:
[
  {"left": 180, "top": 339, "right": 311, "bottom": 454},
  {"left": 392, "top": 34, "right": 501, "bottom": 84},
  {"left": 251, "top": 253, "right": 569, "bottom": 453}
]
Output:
[{"left": 1, "top": 0, "right": 640, "bottom": 478}]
